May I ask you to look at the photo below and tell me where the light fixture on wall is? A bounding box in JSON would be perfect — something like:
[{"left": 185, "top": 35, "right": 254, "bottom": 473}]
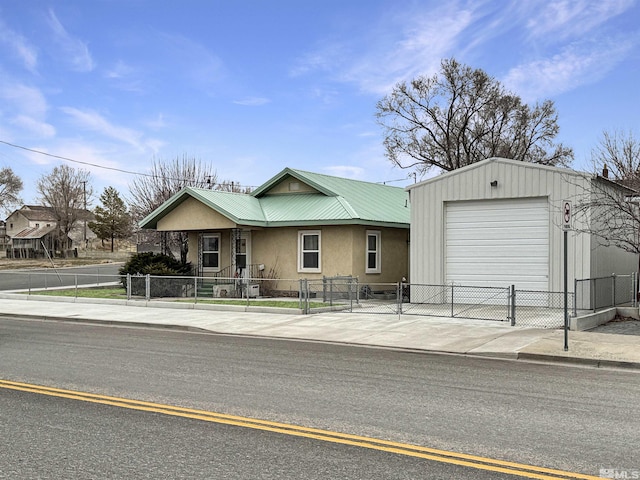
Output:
[{"left": 490, "top": 180, "right": 498, "bottom": 187}]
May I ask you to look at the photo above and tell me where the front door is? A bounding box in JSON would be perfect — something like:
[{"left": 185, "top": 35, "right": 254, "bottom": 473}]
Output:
[{"left": 234, "top": 231, "right": 251, "bottom": 276}]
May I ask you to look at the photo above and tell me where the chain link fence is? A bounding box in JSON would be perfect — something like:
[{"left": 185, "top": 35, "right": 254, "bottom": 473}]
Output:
[
  {"left": 1, "top": 269, "right": 586, "bottom": 328},
  {"left": 300, "top": 279, "right": 572, "bottom": 328},
  {"left": 574, "top": 273, "right": 637, "bottom": 313},
  {"left": 401, "top": 284, "right": 510, "bottom": 321},
  {"left": 511, "top": 290, "right": 572, "bottom": 328}
]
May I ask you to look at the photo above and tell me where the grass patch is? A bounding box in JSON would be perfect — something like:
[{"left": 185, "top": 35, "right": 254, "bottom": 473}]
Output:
[
  {"left": 27, "top": 287, "right": 127, "bottom": 299},
  {"left": 26, "top": 288, "right": 332, "bottom": 309}
]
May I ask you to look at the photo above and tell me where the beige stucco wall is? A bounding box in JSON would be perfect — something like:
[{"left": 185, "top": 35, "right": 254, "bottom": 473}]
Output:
[
  {"left": 349, "top": 226, "right": 409, "bottom": 285},
  {"left": 158, "top": 197, "right": 236, "bottom": 231},
  {"left": 250, "top": 224, "right": 408, "bottom": 284},
  {"left": 187, "top": 230, "right": 233, "bottom": 273},
  {"left": 186, "top": 224, "right": 408, "bottom": 288}
]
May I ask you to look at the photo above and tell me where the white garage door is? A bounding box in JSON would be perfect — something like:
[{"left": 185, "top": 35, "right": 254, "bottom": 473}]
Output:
[{"left": 445, "top": 198, "right": 549, "bottom": 291}]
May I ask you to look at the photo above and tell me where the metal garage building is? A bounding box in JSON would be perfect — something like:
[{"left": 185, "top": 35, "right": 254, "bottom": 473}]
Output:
[{"left": 407, "top": 158, "right": 637, "bottom": 293}]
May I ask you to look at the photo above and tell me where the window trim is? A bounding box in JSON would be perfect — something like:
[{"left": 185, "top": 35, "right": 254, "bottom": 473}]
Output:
[
  {"left": 365, "top": 230, "right": 381, "bottom": 274},
  {"left": 202, "top": 233, "right": 221, "bottom": 271},
  {"left": 298, "top": 230, "right": 321, "bottom": 273}
]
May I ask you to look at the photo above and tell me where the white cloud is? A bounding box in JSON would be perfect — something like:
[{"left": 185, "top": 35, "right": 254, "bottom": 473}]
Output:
[
  {"left": 526, "top": 0, "right": 635, "bottom": 40},
  {"left": 11, "top": 115, "right": 55, "bottom": 138},
  {"left": 105, "top": 60, "right": 133, "bottom": 80},
  {"left": 44, "top": 141, "right": 132, "bottom": 192},
  {"left": 60, "top": 107, "right": 145, "bottom": 150},
  {"left": 145, "top": 138, "right": 166, "bottom": 154},
  {"left": 145, "top": 113, "right": 167, "bottom": 129},
  {"left": 291, "top": 3, "right": 481, "bottom": 95},
  {"left": 104, "top": 60, "right": 145, "bottom": 93},
  {"left": 0, "top": 82, "right": 55, "bottom": 137},
  {"left": 60, "top": 107, "right": 166, "bottom": 155},
  {"left": 0, "top": 18, "right": 38, "bottom": 72},
  {"left": 503, "top": 39, "right": 635, "bottom": 101},
  {"left": 47, "top": 9, "right": 95, "bottom": 72},
  {"left": 0, "top": 83, "right": 48, "bottom": 118},
  {"left": 233, "top": 97, "right": 271, "bottom": 106}
]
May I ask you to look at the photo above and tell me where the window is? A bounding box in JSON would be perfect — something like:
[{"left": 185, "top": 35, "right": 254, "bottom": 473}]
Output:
[
  {"left": 366, "top": 230, "right": 381, "bottom": 274},
  {"left": 298, "top": 230, "right": 321, "bottom": 273},
  {"left": 202, "top": 234, "right": 220, "bottom": 270}
]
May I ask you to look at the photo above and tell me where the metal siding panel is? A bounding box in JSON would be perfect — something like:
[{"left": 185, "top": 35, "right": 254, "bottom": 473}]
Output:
[{"left": 410, "top": 159, "right": 638, "bottom": 294}]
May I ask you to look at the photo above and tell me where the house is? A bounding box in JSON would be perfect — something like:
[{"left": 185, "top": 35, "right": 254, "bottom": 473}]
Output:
[
  {"left": 6, "top": 205, "right": 95, "bottom": 258},
  {"left": 139, "top": 168, "right": 410, "bottom": 291},
  {"left": 0, "top": 221, "right": 9, "bottom": 257},
  {"left": 406, "top": 157, "right": 638, "bottom": 294}
]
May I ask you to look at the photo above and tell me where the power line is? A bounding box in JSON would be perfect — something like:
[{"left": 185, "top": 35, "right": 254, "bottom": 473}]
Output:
[
  {"left": 0, "top": 139, "right": 161, "bottom": 178},
  {"left": 0, "top": 138, "right": 408, "bottom": 188},
  {"left": 0, "top": 138, "right": 251, "bottom": 186}
]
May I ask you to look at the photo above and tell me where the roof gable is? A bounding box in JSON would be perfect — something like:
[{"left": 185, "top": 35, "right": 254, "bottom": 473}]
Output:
[
  {"left": 9, "top": 205, "right": 57, "bottom": 222},
  {"left": 139, "top": 187, "right": 265, "bottom": 230},
  {"left": 140, "top": 168, "right": 410, "bottom": 230},
  {"left": 407, "top": 157, "right": 587, "bottom": 191},
  {"left": 252, "top": 168, "right": 335, "bottom": 197},
  {"left": 407, "top": 157, "right": 635, "bottom": 195}
]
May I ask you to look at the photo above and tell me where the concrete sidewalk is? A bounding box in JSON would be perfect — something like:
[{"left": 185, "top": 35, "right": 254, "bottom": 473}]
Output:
[{"left": 1, "top": 293, "right": 640, "bottom": 369}]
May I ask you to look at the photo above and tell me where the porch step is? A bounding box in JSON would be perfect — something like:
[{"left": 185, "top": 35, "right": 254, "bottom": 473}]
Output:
[{"left": 196, "top": 281, "right": 238, "bottom": 298}]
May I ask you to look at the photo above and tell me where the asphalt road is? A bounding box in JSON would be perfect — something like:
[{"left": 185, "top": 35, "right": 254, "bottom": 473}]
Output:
[
  {"left": 0, "top": 263, "right": 122, "bottom": 291},
  {"left": 1, "top": 317, "right": 638, "bottom": 478},
  {"left": 1, "top": 388, "right": 530, "bottom": 480}
]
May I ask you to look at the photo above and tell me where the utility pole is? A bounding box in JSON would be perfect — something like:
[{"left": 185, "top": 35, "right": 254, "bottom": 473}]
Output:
[{"left": 82, "top": 181, "right": 87, "bottom": 248}]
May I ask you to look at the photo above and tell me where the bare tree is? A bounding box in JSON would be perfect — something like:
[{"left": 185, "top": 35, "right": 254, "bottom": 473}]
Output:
[
  {"left": 216, "top": 179, "right": 252, "bottom": 194},
  {"left": 573, "top": 130, "right": 640, "bottom": 255},
  {"left": 376, "top": 58, "right": 573, "bottom": 177},
  {"left": 0, "top": 167, "right": 23, "bottom": 215},
  {"left": 128, "top": 155, "right": 219, "bottom": 222},
  {"left": 129, "top": 155, "right": 227, "bottom": 264},
  {"left": 36, "top": 164, "right": 93, "bottom": 255},
  {"left": 590, "top": 129, "right": 640, "bottom": 191}
]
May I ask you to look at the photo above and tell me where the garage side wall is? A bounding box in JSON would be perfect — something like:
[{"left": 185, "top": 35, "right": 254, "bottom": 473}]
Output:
[
  {"left": 586, "top": 183, "right": 639, "bottom": 279},
  {"left": 409, "top": 161, "right": 595, "bottom": 291}
]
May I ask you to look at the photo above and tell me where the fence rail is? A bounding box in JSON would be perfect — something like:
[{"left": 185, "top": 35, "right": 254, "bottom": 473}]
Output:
[
  {"left": 574, "top": 273, "right": 637, "bottom": 314},
  {"left": 4, "top": 269, "right": 630, "bottom": 329},
  {"left": 299, "top": 278, "right": 573, "bottom": 328}
]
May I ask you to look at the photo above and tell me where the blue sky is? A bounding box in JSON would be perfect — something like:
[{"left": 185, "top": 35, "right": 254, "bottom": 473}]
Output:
[{"left": 0, "top": 0, "right": 639, "bottom": 207}]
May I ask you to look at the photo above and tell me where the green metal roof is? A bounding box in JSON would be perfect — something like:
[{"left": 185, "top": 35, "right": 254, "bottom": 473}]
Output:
[{"left": 139, "top": 167, "right": 410, "bottom": 229}]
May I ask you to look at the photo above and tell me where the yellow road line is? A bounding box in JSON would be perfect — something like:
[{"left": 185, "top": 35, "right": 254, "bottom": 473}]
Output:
[{"left": 0, "top": 379, "right": 601, "bottom": 480}]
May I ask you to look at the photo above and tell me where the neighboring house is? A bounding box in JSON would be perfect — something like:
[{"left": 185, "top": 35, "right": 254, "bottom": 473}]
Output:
[
  {"left": 6, "top": 205, "right": 95, "bottom": 257},
  {"left": 0, "top": 221, "right": 9, "bottom": 257},
  {"left": 406, "top": 157, "right": 638, "bottom": 293},
  {"left": 139, "top": 168, "right": 410, "bottom": 288}
]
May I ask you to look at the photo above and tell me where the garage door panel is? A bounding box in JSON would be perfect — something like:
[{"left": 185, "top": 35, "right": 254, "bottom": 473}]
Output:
[
  {"left": 448, "top": 264, "right": 548, "bottom": 275},
  {"left": 446, "top": 198, "right": 549, "bottom": 292}
]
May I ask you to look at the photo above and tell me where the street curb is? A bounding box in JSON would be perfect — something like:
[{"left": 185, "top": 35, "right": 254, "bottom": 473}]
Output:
[
  {"left": 0, "top": 313, "right": 218, "bottom": 335},
  {"left": 516, "top": 352, "right": 640, "bottom": 370},
  {"left": 7, "top": 313, "right": 640, "bottom": 370}
]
